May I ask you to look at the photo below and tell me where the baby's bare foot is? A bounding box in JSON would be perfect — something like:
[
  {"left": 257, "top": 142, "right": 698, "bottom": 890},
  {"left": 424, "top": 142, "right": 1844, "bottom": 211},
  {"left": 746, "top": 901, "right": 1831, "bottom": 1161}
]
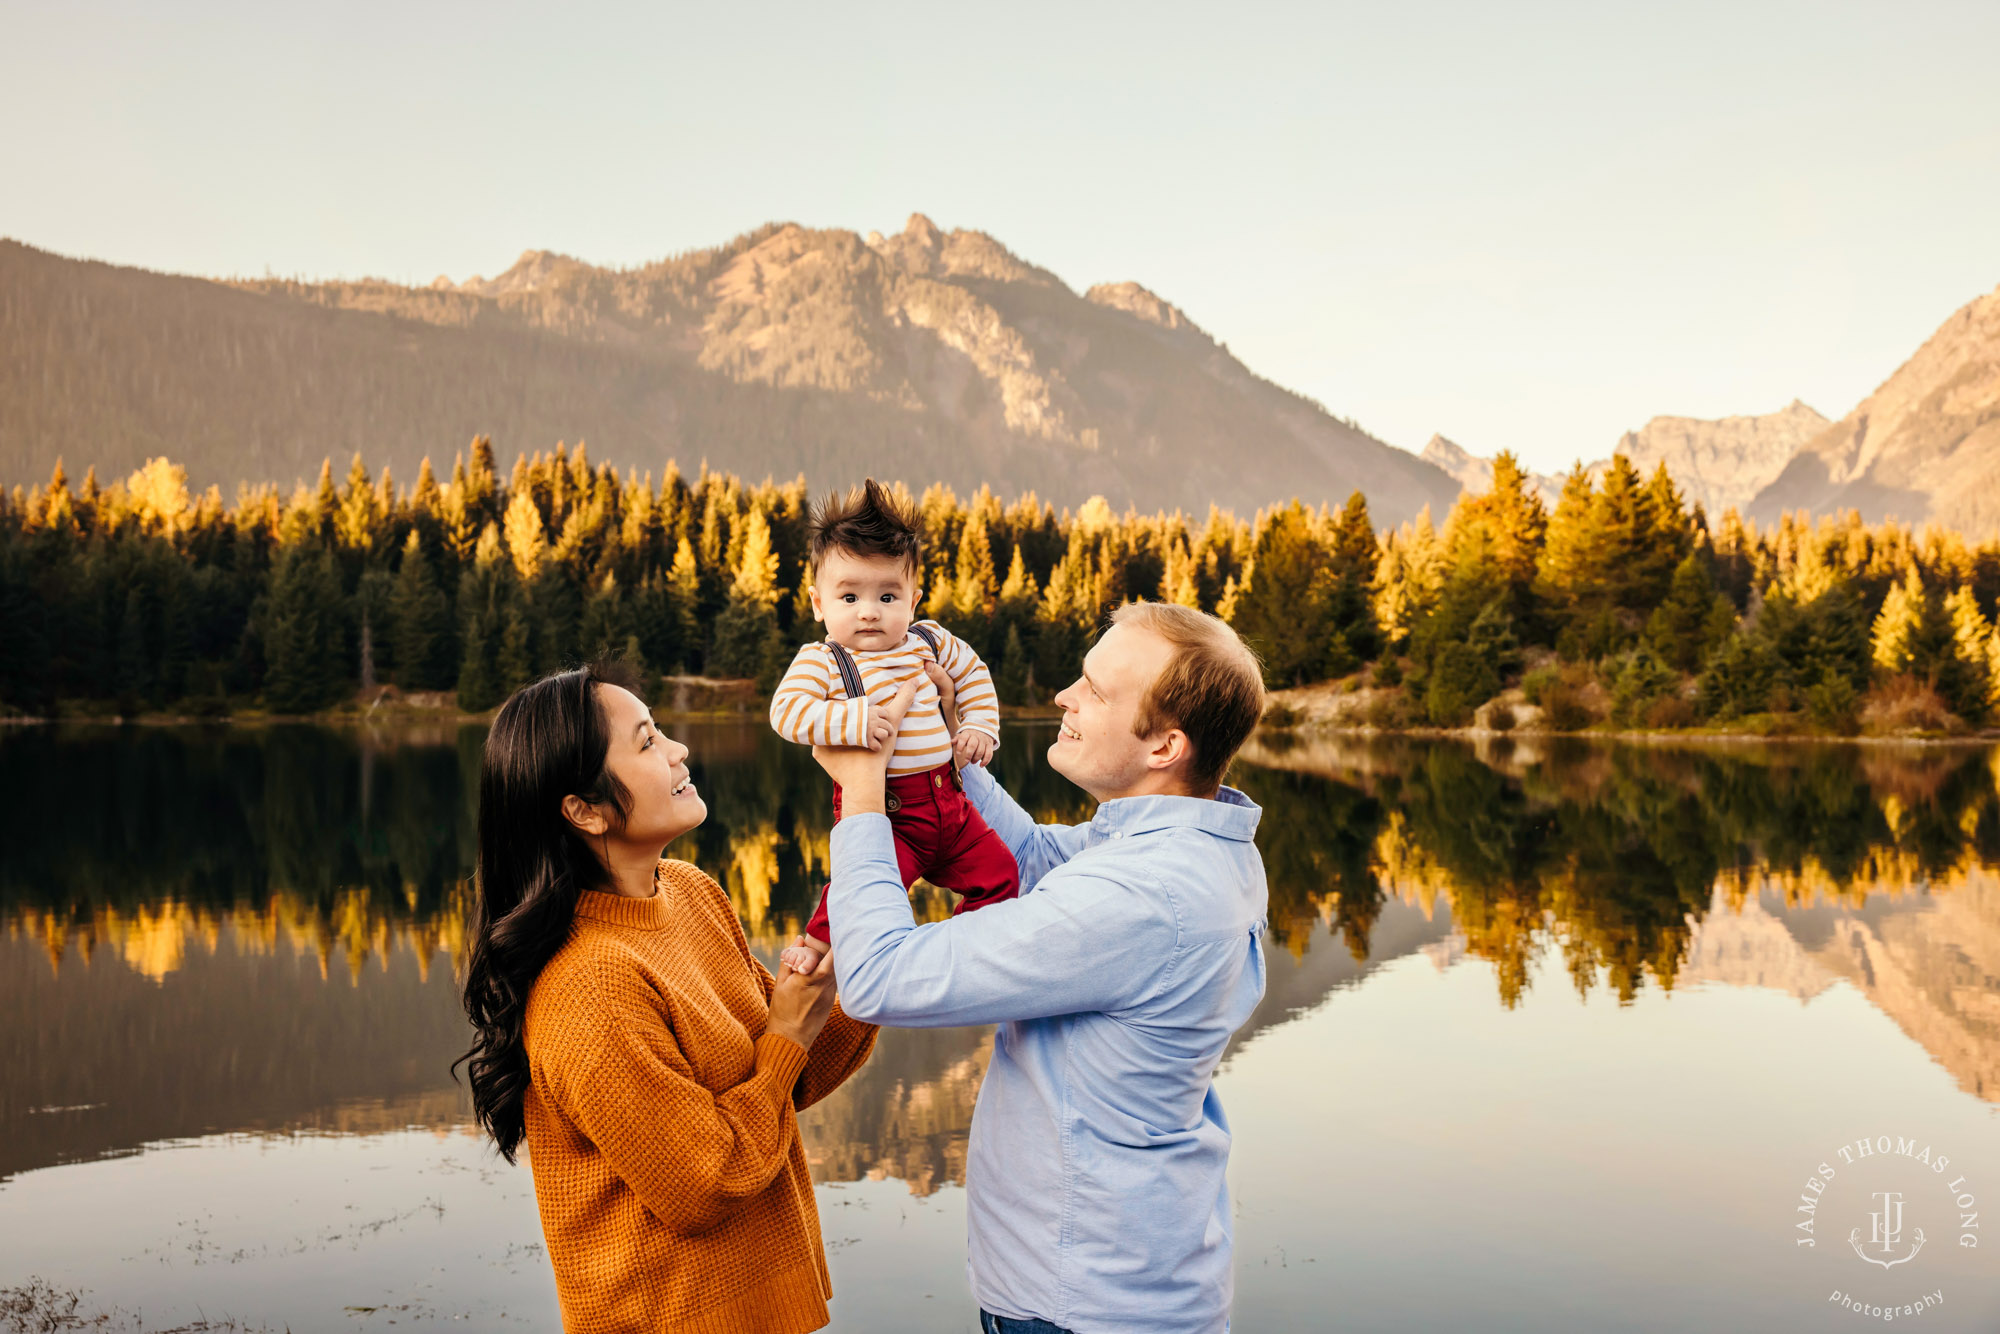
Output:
[{"left": 780, "top": 941, "right": 830, "bottom": 974}]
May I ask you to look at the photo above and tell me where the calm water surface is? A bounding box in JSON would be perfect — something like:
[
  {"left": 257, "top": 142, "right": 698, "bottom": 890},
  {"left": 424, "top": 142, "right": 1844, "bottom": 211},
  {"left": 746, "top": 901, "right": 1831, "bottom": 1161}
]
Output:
[{"left": 3, "top": 722, "right": 1998, "bottom": 1331}]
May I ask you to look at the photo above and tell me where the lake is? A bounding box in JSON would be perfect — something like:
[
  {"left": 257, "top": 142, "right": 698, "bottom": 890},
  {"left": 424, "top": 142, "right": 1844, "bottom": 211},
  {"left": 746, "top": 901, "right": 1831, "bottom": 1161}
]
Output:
[{"left": 3, "top": 721, "right": 1998, "bottom": 1331}]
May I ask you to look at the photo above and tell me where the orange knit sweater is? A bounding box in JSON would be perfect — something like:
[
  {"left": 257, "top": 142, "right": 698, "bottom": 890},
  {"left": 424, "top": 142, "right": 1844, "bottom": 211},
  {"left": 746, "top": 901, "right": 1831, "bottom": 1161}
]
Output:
[{"left": 521, "top": 859, "right": 878, "bottom": 1333}]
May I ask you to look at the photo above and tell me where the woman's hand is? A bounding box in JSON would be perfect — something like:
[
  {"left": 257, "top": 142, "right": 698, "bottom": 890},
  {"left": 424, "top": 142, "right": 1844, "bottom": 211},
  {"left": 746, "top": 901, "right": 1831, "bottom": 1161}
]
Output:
[
  {"left": 813, "top": 679, "right": 918, "bottom": 813},
  {"left": 766, "top": 946, "right": 838, "bottom": 1050}
]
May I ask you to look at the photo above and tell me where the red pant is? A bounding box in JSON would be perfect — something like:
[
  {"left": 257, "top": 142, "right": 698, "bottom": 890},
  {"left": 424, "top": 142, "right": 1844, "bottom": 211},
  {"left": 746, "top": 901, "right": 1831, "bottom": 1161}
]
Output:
[{"left": 804, "top": 762, "right": 1021, "bottom": 943}]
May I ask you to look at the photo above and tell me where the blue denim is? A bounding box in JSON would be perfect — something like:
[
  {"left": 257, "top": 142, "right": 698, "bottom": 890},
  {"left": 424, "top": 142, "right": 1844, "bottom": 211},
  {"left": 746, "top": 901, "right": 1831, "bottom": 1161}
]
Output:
[
  {"left": 829, "top": 762, "right": 1267, "bottom": 1334},
  {"left": 980, "top": 1314, "right": 1073, "bottom": 1334}
]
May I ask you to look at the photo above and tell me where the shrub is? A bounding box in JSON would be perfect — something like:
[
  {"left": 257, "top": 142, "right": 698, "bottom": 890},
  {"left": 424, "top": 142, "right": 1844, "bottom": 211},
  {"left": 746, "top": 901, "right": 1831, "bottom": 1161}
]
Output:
[
  {"left": 1610, "top": 648, "right": 1678, "bottom": 725},
  {"left": 1860, "top": 676, "right": 1959, "bottom": 735},
  {"left": 1426, "top": 641, "right": 1498, "bottom": 726},
  {"left": 1697, "top": 633, "right": 1779, "bottom": 721},
  {"left": 1261, "top": 700, "right": 1303, "bottom": 729},
  {"left": 1486, "top": 704, "right": 1516, "bottom": 732},
  {"left": 1643, "top": 695, "right": 1696, "bottom": 729},
  {"left": 1372, "top": 656, "right": 1404, "bottom": 688},
  {"left": 1804, "top": 670, "right": 1860, "bottom": 734},
  {"left": 1540, "top": 684, "right": 1592, "bottom": 732},
  {"left": 1521, "top": 664, "right": 1562, "bottom": 706},
  {"left": 1362, "top": 691, "right": 1419, "bottom": 729}
]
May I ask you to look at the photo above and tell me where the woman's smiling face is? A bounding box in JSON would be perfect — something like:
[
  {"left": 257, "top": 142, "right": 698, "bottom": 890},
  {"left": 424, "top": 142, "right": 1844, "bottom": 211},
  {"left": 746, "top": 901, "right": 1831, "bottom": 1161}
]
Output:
[
  {"left": 594, "top": 683, "right": 706, "bottom": 850},
  {"left": 808, "top": 546, "right": 921, "bottom": 650}
]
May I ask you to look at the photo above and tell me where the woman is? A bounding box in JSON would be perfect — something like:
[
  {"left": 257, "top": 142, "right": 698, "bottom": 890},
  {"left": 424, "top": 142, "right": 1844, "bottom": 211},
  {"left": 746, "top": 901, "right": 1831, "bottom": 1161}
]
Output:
[{"left": 457, "top": 661, "right": 881, "bottom": 1333}]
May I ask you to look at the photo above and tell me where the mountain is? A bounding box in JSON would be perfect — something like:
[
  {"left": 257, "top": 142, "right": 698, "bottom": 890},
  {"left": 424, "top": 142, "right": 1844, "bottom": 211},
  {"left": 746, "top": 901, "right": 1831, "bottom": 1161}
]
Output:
[
  {"left": 0, "top": 217, "right": 1461, "bottom": 522},
  {"left": 1615, "top": 399, "right": 1828, "bottom": 518},
  {"left": 1749, "top": 283, "right": 2000, "bottom": 533},
  {"left": 1424, "top": 401, "right": 1827, "bottom": 520},
  {"left": 1419, "top": 434, "right": 1565, "bottom": 509}
]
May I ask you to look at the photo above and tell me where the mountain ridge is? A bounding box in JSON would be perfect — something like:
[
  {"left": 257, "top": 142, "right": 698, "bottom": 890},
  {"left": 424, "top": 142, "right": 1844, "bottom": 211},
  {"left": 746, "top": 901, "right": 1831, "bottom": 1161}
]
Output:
[
  {"left": 0, "top": 215, "right": 1465, "bottom": 522},
  {"left": 1748, "top": 283, "right": 2000, "bottom": 533}
]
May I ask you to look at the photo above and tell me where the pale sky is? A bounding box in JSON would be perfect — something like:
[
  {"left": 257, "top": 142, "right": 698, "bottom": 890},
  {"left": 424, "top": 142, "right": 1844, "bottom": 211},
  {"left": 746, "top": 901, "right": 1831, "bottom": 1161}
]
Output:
[{"left": 4, "top": 0, "right": 1996, "bottom": 473}]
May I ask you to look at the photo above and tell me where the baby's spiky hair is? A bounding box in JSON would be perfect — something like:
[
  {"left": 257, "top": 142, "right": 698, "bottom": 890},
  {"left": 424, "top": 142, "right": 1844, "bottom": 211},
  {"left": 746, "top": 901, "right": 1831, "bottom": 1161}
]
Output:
[{"left": 808, "top": 478, "right": 922, "bottom": 573}]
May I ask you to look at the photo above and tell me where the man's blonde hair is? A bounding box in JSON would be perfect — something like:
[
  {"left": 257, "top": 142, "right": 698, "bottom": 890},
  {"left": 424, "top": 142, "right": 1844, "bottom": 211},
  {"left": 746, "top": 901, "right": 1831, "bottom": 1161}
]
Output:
[{"left": 1109, "top": 601, "right": 1266, "bottom": 794}]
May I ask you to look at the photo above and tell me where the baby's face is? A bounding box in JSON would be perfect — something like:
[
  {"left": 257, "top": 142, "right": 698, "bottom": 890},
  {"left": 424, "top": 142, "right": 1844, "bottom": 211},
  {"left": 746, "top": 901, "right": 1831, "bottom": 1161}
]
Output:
[{"left": 810, "top": 547, "right": 920, "bottom": 650}]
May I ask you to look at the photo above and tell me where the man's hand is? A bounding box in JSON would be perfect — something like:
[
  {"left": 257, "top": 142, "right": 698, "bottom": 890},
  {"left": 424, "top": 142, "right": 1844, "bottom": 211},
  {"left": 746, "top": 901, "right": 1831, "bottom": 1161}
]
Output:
[
  {"left": 922, "top": 661, "right": 962, "bottom": 735},
  {"left": 814, "top": 678, "right": 919, "bottom": 813},
  {"left": 952, "top": 729, "right": 997, "bottom": 768}
]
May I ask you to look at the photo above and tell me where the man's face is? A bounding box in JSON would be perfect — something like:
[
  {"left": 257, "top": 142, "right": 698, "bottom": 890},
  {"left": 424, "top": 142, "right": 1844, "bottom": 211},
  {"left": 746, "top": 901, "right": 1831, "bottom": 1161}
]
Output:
[
  {"left": 809, "top": 546, "right": 919, "bottom": 650},
  {"left": 1048, "top": 622, "right": 1179, "bottom": 801}
]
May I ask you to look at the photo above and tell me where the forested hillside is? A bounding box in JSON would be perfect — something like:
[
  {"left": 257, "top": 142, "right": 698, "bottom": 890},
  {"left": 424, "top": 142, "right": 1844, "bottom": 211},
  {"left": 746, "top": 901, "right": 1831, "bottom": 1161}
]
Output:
[{"left": 0, "top": 217, "right": 1460, "bottom": 521}]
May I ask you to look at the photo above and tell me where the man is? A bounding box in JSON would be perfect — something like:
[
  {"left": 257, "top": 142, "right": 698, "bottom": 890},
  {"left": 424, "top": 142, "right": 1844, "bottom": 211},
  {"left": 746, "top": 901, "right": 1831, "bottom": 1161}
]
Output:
[{"left": 813, "top": 601, "right": 1269, "bottom": 1334}]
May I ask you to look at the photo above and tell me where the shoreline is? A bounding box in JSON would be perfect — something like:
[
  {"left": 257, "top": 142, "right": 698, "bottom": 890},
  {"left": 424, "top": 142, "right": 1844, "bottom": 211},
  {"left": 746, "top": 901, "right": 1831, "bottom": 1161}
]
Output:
[{"left": 6, "top": 708, "right": 1991, "bottom": 748}]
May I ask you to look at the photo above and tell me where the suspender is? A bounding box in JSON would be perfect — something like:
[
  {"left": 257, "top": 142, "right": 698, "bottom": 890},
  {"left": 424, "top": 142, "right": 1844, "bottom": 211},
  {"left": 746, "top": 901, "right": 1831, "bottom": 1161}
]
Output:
[
  {"left": 827, "top": 640, "right": 869, "bottom": 701},
  {"left": 826, "top": 624, "right": 953, "bottom": 729}
]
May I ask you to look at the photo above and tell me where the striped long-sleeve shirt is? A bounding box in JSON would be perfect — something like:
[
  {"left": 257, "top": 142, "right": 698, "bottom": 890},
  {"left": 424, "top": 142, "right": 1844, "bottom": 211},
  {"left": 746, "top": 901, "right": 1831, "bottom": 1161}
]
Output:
[{"left": 768, "top": 622, "right": 1001, "bottom": 776}]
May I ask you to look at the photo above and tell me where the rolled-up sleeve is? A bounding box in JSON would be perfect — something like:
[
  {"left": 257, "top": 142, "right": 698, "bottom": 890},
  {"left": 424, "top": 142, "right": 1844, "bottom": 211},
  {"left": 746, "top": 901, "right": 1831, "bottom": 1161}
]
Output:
[{"left": 827, "top": 811, "right": 1174, "bottom": 1028}]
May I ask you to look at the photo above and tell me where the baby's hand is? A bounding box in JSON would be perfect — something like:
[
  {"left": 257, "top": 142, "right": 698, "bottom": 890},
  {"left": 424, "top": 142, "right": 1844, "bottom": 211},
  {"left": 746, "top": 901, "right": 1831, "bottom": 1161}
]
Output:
[
  {"left": 780, "top": 935, "right": 831, "bottom": 976},
  {"left": 866, "top": 708, "right": 897, "bottom": 752},
  {"left": 952, "top": 729, "right": 996, "bottom": 768}
]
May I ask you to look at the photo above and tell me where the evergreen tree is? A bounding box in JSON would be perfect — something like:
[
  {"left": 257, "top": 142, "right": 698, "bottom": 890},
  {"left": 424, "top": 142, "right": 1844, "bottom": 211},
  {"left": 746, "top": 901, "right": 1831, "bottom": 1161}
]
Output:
[
  {"left": 1322, "top": 491, "right": 1380, "bottom": 663},
  {"left": 455, "top": 525, "right": 511, "bottom": 711},
  {"left": 1942, "top": 586, "right": 1994, "bottom": 721},
  {"left": 504, "top": 490, "right": 549, "bottom": 583},
  {"left": 391, "top": 531, "right": 455, "bottom": 691},
  {"left": 579, "top": 571, "right": 632, "bottom": 659},
  {"left": 946, "top": 515, "right": 999, "bottom": 648},
  {"left": 1534, "top": 464, "right": 1598, "bottom": 637},
  {"left": 114, "top": 585, "right": 151, "bottom": 710},
  {"left": 1159, "top": 537, "right": 1200, "bottom": 608},
  {"left": 264, "top": 542, "right": 345, "bottom": 713},
  {"left": 0, "top": 542, "right": 51, "bottom": 712},
  {"left": 1374, "top": 509, "right": 1443, "bottom": 653},
  {"left": 1230, "top": 501, "right": 1330, "bottom": 687},
  {"left": 996, "top": 623, "right": 1031, "bottom": 705},
  {"left": 1447, "top": 453, "right": 1545, "bottom": 633},
  {"left": 709, "top": 508, "right": 785, "bottom": 679},
  {"left": 1645, "top": 553, "right": 1728, "bottom": 672},
  {"left": 667, "top": 535, "right": 703, "bottom": 671},
  {"left": 1871, "top": 572, "right": 1925, "bottom": 676}
]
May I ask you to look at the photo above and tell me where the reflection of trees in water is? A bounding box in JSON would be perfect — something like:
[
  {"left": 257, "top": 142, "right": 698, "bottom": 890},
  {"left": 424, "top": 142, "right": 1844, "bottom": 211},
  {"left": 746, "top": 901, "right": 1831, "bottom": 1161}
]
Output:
[
  {"left": 5, "top": 723, "right": 1997, "bottom": 1185},
  {"left": 1, "top": 723, "right": 477, "bottom": 980},
  {"left": 0, "top": 925, "right": 472, "bottom": 1182},
  {"left": 799, "top": 1027, "right": 994, "bottom": 1197},
  {"left": 1232, "top": 737, "right": 2000, "bottom": 1008}
]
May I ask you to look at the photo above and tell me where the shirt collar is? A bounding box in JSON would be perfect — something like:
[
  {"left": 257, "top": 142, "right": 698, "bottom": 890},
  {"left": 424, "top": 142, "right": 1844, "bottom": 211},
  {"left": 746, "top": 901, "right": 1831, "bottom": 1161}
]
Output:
[{"left": 1090, "top": 785, "right": 1262, "bottom": 842}]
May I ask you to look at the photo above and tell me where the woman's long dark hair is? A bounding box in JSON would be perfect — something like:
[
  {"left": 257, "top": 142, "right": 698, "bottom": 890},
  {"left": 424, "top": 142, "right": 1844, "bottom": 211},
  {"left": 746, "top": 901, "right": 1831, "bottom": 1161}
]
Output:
[{"left": 455, "top": 659, "right": 639, "bottom": 1161}]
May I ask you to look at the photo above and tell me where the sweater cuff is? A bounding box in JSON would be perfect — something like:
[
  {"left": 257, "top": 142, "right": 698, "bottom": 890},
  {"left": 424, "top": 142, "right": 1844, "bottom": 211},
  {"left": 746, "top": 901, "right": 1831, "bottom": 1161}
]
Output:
[{"left": 754, "top": 1031, "right": 811, "bottom": 1091}]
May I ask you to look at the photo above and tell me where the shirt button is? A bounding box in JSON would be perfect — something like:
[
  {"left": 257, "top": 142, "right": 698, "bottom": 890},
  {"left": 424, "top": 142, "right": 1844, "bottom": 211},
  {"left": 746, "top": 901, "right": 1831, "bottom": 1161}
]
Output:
[{"left": 1110, "top": 831, "right": 1122, "bottom": 839}]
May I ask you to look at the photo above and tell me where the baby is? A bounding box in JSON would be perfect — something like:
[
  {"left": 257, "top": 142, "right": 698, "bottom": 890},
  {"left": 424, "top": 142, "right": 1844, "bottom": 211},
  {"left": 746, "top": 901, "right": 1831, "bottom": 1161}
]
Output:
[{"left": 770, "top": 479, "right": 1020, "bottom": 973}]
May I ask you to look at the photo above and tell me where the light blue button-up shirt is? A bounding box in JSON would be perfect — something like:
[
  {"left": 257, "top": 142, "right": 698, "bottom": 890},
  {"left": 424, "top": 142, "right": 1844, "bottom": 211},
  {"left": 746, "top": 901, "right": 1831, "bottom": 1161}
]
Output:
[{"left": 828, "top": 761, "right": 1268, "bottom": 1334}]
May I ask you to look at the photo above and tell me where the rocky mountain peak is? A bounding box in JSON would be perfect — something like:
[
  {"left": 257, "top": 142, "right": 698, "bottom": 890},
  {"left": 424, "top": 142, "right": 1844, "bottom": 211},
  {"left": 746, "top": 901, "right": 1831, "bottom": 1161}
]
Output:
[
  {"left": 1618, "top": 400, "right": 1829, "bottom": 517},
  {"left": 459, "top": 249, "right": 587, "bottom": 298},
  {"left": 1084, "top": 281, "right": 1203, "bottom": 337}
]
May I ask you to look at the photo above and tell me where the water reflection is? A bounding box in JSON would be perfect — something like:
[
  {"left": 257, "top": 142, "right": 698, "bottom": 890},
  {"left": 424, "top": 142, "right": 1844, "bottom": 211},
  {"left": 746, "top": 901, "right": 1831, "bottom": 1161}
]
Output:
[{"left": 3, "top": 723, "right": 1998, "bottom": 1199}]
